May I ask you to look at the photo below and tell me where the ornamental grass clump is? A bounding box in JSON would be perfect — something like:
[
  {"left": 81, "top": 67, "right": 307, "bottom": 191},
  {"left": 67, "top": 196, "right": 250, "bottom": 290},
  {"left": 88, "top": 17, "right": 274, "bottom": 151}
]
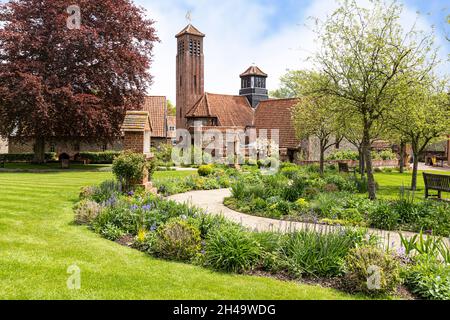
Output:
[
  {"left": 280, "top": 228, "right": 362, "bottom": 277},
  {"left": 73, "top": 199, "right": 103, "bottom": 225},
  {"left": 204, "top": 224, "right": 261, "bottom": 273}
]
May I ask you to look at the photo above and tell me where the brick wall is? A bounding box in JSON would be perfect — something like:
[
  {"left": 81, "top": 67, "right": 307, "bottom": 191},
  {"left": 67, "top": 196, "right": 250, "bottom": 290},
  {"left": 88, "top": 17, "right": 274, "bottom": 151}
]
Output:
[
  {"left": 295, "top": 159, "right": 398, "bottom": 168},
  {"left": 123, "top": 132, "right": 144, "bottom": 153}
]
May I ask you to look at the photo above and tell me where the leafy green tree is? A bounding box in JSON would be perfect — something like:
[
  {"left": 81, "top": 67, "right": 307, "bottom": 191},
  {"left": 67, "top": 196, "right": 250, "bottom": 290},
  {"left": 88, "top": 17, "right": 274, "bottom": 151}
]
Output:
[
  {"left": 312, "top": 0, "right": 438, "bottom": 199},
  {"left": 167, "top": 100, "right": 176, "bottom": 116},
  {"left": 388, "top": 77, "right": 449, "bottom": 190},
  {"left": 292, "top": 71, "right": 342, "bottom": 175},
  {"left": 270, "top": 70, "right": 303, "bottom": 99}
]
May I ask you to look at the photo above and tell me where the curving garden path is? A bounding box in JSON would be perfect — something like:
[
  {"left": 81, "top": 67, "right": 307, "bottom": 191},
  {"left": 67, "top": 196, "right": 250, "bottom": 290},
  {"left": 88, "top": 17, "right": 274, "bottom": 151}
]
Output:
[{"left": 168, "top": 189, "right": 449, "bottom": 250}]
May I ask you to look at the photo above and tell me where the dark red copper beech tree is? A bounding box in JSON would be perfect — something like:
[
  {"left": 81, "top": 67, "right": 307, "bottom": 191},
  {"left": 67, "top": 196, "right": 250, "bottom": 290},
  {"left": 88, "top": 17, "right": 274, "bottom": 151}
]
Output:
[{"left": 0, "top": 0, "right": 159, "bottom": 162}]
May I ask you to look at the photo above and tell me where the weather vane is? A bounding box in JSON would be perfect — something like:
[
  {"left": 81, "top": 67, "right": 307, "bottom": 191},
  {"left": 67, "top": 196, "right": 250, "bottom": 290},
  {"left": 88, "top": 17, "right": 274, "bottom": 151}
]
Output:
[{"left": 186, "top": 10, "right": 192, "bottom": 23}]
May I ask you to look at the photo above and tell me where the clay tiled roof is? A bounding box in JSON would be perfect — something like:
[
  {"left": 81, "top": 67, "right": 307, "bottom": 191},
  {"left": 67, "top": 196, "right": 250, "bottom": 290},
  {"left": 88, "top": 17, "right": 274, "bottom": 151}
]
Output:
[
  {"left": 253, "top": 98, "right": 301, "bottom": 149},
  {"left": 122, "top": 111, "right": 151, "bottom": 132},
  {"left": 240, "top": 66, "right": 267, "bottom": 77},
  {"left": 186, "top": 93, "right": 254, "bottom": 127},
  {"left": 176, "top": 24, "right": 205, "bottom": 38},
  {"left": 141, "top": 96, "right": 167, "bottom": 138}
]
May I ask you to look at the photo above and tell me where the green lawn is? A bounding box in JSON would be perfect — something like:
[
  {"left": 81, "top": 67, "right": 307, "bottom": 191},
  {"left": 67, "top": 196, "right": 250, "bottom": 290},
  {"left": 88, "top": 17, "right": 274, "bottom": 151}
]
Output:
[
  {"left": 375, "top": 169, "right": 450, "bottom": 200},
  {"left": 1, "top": 162, "right": 112, "bottom": 171},
  {"left": 0, "top": 169, "right": 361, "bottom": 300}
]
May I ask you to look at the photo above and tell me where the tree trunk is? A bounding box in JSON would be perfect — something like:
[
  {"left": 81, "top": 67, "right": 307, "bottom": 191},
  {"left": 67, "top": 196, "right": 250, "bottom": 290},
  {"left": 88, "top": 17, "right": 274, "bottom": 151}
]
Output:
[
  {"left": 399, "top": 141, "right": 405, "bottom": 174},
  {"left": 358, "top": 147, "right": 365, "bottom": 178},
  {"left": 319, "top": 146, "right": 325, "bottom": 176},
  {"left": 363, "top": 129, "right": 376, "bottom": 200},
  {"left": 411, "top": 152, "right": 419, "bottom": 191},
  {"left": 33, "top": 137, "right": 46, "bottom": 164}
]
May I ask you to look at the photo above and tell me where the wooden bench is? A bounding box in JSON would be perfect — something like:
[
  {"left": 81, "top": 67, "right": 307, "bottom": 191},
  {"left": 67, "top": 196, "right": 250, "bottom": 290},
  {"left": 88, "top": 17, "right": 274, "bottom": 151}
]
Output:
[
  {"left": 423, "top": 173, "right": 450, "bottom": 200},
  {"left": 338, "top": 162, "right": 356, "bottom": 174}
]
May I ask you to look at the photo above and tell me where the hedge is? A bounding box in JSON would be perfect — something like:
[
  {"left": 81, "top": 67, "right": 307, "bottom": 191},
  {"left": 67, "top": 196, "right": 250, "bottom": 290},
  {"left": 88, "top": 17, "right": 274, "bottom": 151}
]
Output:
[
  {"left": 0, "top": 153, "right": 57, "bottom": 162},
  {"left": 77, "top": 151, "right": 121, "bottom": 164}
]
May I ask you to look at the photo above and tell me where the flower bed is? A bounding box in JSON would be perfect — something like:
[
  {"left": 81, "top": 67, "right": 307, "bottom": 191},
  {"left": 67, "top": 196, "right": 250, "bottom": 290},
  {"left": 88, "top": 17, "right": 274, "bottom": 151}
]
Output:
[
  {"left": 224, "top": 163, "right": 450, "bottom": 237},
  {"left": 73, "top": 178, "right": 450, "bottom": 300},
  {"left": 153, "top": 164, "right": 242, "bottom": 196}
]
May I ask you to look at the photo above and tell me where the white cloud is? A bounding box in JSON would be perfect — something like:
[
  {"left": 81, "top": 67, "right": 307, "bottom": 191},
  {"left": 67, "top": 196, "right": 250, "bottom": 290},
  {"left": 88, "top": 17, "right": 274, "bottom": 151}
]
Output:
[{"left": 139, "top": 0, "right": 449, "bottom": 102}]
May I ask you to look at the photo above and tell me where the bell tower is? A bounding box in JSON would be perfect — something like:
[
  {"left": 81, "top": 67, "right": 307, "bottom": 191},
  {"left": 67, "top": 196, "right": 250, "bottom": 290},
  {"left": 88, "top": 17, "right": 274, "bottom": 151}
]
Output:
[
  {"left": 239, "top": 66, "right": 268, "bottom": 108},
  {"left": 176, "top": 24, "right": 205, "bottom": 129}
]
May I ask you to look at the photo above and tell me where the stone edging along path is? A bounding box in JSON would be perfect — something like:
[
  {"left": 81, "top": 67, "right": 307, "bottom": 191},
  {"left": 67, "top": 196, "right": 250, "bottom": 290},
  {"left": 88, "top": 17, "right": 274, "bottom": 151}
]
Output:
[{"left": 168, "top": 188, "right": 449, "bottom": 250}]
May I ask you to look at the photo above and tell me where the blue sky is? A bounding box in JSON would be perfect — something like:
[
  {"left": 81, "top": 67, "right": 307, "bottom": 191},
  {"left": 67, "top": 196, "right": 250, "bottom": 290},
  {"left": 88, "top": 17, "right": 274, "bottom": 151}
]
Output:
[{"left": 136, "top": 0, "right": 449, "bottom": 102}]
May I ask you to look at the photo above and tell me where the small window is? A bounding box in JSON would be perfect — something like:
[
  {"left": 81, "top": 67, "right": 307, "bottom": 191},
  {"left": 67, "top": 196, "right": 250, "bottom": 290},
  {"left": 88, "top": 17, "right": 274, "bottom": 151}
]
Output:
[
  {"left": 194, "top": 75, "right": 197, "bottom": 90},
  {"left": 180, "top": 76, "right": 182, "bottom": 87},
  {"left": 189, "top": 40, "right": 193, "bottom": 55},
  {"left": 49, "top": 143, "right": 56, "bottom": 153}
]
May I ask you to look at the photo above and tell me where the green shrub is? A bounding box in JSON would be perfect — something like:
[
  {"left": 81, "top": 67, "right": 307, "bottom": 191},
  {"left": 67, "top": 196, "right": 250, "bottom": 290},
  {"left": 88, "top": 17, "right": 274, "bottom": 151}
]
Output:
[
  {"left": 154, "top": 177, "right": 190, "bottom": 196},
  {"left": 253, "top": 197, "right": 268, "bottom": 211},
  {"left": 274, "top": 200, "right": 291, "bottom": 216},
  {"left": 326, "top": 150, "right": 359, "bottom": 161},
  {"left": 1, "top": 152, "right": 57, "bottom": 162},
  {"left": 344, "top": 246, "right": 401, "bottom": 296},
  {"left": 324, "top": 174, "right": 356, "bottom": 192},
  {"left": 391, "top": 196, "right": 419, "bottom": 225},
  {"left": 414, "top": 202, "right": 450, "bottom": 237},
  {"left": 379, "top": 150, "right": 398, "bottom": 161},
  {"left": 73, "top": 199, "right": 103, "bottom": 224},
  {"left": 152, "top": 143, "right": 174, "bottom": 167},
  {"left": 188, "top": 213, "right": 238, "bottom": 239},
  {"left": 204, "top": 225, "right": 261, "bottom": 273},
  {"left": 252, "top": 232, "right": 285, "bottom": 272},
  {"left": 404, "top": 255, "right": 450, "bottom": 300},
  {"left": 154, "top": 218, "right": 202, "bottom": 261},
  {"left": 198, "top": 164, "right": 214, "bottom": 176},
  {"left": 112, "top": 151, "right": 147, "bottom": 190},
  {"left": 78, "top": 151, "right": 120, "bottom": 164},
  {"left": 310, "top": 192, "right": 348, "bottom": 218},
  {"left": 280, "top": 176, "right": 309, "bottom": 201},
  {"left": 93, "top": 203, "right": 135, "bottom": 235},
  {"left": 368, "top": 202, "right": 399, "bottom": 230},
  {"left": 100, "top": 223, "right": 126, "bottom": 241},
  {"left": 280, "top": 166, "right": 300, "bottom": 179},
  {"left": 281, "top": 228, "right": 360, "bottom": 277},
  {"left": 90, "top": 180, "right": 122, "bottom": 203}
]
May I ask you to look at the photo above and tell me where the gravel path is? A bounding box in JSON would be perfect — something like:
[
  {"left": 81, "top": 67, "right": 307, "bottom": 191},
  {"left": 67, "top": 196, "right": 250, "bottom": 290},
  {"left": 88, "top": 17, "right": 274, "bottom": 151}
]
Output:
[{"left": 168, "top": 189, "right": 449, "bottom": 250}]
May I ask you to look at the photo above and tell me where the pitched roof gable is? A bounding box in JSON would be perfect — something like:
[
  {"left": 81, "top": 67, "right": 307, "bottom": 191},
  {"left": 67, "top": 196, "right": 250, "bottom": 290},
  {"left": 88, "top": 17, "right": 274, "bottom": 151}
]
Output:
[
  {"left": 253, "top": 98, "right": 301, "bottom": 149},
  {"left": 122, "top": 111, "right": 151, "bottom": 132},
  {"left": 140, "top": 96, "right": 167, "bottom": 138},
  {"left": 186, "top": 93, "right": 254, "bottom": 127}
]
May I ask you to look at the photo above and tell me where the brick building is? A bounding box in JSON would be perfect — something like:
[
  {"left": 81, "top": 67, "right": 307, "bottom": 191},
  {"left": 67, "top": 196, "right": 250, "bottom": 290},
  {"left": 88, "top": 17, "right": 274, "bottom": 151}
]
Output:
[
  {"left": 175, "top": 23, "right": 352, "bottom": 161},
  {"left": 3, "top": 96, "right": 173, "bottom": 159}
]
